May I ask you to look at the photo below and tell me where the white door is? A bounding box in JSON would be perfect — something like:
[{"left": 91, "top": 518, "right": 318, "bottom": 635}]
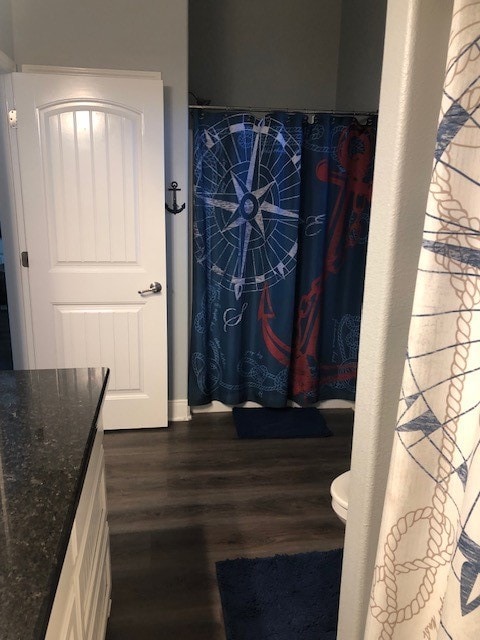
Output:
[{"left": 10, "top": 71, "right": 168, "bottom": 428}]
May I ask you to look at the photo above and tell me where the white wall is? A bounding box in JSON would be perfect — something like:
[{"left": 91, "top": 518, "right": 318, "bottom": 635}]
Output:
[
  {"left": 336, "top": 0, "right": 387, "bottom": 111},
  {"left": 337, "top": 1, "right": 453, "bottom": 637},
  {"left": 0, "top": 0, "right": 13, "bottom": 60},
  {"left": 189, "top": 0, "right": 342, "bottom": 109},
  {"left": 10, "top": 0, "right": 190, "bottom": 411}
]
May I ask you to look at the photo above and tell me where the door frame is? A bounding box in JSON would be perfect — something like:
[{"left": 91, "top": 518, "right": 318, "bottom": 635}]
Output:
[
  {"left": 0, "top": 66, "right": 163, "bottom": 371},
  {"left": 0, "top": 51, "right": 22, "bottom": 368},
  {"left": 0, "top": 72, "right": 33, "bottom": 368}
]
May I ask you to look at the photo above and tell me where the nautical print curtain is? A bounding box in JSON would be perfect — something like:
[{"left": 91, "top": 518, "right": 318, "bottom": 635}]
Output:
[
  {"left": 189, "top": 110, "right": 376, "bottom": 407},
  {"left": 366, "top": 3, "right": 480, "bottom": 638}
]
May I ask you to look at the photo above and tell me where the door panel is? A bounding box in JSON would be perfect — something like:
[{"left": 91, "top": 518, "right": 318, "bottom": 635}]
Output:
[
  {"left": 12, "top": 71, "right": 168, "bottom": 428},
  {"left": 43, "top": 107, "right": 141, "bottom": 266},
  {"left": 53, "top": 305, "right": 143, "bottom": 392}
]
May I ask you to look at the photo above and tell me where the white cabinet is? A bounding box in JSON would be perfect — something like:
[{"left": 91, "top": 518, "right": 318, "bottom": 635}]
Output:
[{"left": 45, "top": 430, "right": 111, "bottom": 640}]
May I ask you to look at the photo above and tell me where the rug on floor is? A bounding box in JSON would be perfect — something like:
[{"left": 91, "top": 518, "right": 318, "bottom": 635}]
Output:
[
  {"left": 216, "top": 548, "right": 343, "bottom": 640},
  {"left": 232, "top": 407, "right": 332, "bottom": 439}
]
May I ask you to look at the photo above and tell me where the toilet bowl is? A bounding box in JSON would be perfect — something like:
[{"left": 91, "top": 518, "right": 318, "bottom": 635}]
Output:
[{"left": 330, "top": 470, "right": 350, "bottom": 524}]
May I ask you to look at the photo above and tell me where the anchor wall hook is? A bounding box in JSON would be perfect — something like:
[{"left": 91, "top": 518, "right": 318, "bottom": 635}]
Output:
[{"left": 165, "top": 181, "right": 186, "bottom": 215}]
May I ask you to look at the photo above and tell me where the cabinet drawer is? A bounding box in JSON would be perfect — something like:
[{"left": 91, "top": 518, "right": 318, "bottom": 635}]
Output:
[
  {"left": 78, "top": 469, "right": 108, "bottom": 632},
  {"left": 45, "top": 536, "right": 77, "bottom": 640},
  {"left": 75, "top": 435, "right": 104, "bottom": 550},
  {"left": 85, "top": 523, "right": 110, "bottom": 640}
]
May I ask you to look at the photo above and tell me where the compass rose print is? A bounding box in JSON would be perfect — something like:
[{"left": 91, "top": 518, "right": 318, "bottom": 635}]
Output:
[{"left": 194, "top": 114, "right": 302, "bottom": 299}]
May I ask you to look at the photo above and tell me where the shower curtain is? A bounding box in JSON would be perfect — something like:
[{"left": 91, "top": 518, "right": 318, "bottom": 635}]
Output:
[
  {"left": 366, "top": 2, "right": 480, "bottom": 638},
  {"left": 188, "top": 110, "right": 376, "bottom": 407}
]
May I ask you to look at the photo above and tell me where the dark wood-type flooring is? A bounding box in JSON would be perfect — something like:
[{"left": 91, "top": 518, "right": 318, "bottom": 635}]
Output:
[{"left": 104, "top": 409, "right": 353, "bottom": 640}]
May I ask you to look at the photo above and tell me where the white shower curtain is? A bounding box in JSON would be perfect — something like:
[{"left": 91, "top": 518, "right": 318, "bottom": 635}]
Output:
[{"left": 365, "top": 2, "right": 480, "bottom": 638}]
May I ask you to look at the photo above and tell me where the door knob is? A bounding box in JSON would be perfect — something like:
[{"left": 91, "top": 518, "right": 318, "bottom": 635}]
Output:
[{"left": 138, "top": 282, "right": 162, "bottom": 295}]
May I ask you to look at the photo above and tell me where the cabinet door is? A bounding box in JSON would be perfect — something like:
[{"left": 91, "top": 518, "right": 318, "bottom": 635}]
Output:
[
  {"left": 46, "top": 579, "right": 83, "bottom": 640},
  {"left": 47, "top": 431, "right": 111, "bottom": 640},
  {"left": 11, "top": 70, "right": 168, "bottom": 428},
  {"left": 64, "top": 593, "right": 83, "bottom": 640}
]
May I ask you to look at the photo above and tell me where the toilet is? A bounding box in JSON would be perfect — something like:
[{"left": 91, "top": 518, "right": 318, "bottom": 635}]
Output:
[{"left": 330, "top": 470, "right": 350, "bottom": 524}]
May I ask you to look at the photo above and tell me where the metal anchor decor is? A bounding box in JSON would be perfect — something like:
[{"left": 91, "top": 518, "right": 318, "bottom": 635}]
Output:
[{"left": 165, "top": 181, "right": 186, "bottom": 215}]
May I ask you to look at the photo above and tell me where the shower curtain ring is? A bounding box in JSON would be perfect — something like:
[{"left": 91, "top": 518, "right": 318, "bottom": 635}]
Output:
[{"left": 166, "top": 181, "right": 186, "bottom": 214}]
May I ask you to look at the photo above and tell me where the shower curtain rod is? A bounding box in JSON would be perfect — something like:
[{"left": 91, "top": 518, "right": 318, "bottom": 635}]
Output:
[{"left": 188, "top": 104, "right": 378, "bottom": 117}]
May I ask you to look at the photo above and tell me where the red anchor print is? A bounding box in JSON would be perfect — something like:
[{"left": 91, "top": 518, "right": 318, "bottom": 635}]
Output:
[{"left": 259, "top": 124, "right": 374, "bottom": 401}]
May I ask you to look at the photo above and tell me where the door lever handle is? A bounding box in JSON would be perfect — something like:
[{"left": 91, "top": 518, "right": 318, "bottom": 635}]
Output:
[{"left": 138, "top": 282, "right": 162, "bottom": 295}]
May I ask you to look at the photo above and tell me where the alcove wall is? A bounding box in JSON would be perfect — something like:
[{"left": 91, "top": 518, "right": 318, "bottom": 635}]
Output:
[{"left": 189, "top": 0, "right": 387, "bottom": 111}]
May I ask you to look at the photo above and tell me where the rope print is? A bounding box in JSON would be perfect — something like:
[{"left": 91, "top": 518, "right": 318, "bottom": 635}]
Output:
[{"left": 366, "top": 3, "right": 480, "bottom": 638}]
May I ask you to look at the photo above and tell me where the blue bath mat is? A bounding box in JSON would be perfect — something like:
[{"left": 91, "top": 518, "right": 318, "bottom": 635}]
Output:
[
  {"left": 232, "top": 407, "right": 331, "bottom": 439},
  {"left": 216, "top": 548, "right": 343, "bottom": 640}
]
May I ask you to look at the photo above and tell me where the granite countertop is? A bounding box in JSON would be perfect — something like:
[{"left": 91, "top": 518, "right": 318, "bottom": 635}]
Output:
[{"left": 0, "top": 367, "right": 109, "bottom": 640}]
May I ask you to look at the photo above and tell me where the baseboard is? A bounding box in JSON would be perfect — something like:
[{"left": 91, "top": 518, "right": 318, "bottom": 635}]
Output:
[
  {"left": 104, "top": 423, "right": 169, "bottom": 430},
  {"left": 191, "top": 399, "right": 355, "bottom": 414},
  {"left": 168, "top": 399, "right": 192, "bottom": 422},
  {"left": 313, "top": 399, "right": 355, "bottom": 410}
]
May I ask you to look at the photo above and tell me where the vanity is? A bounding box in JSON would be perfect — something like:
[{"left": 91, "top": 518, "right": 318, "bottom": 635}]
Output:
[{"left": 0, "top": 367, "right": 111, "bottom": 640}]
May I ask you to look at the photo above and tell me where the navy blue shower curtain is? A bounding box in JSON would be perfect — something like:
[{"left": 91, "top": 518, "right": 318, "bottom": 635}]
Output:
[{"left": 189, "top": 111, "right": 376, "bottom": 407}]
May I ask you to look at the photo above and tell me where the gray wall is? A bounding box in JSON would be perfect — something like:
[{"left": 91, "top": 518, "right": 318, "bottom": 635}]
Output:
[
  {"left": 11, "top": 0, "right": 190, "bottom": 405},
  {"left": 0, "top": 0, "right": 13, "bottom": 59},
  {"left": 336, "top": 0, "right": 387, "bottom": 111},
  {"left": 189, "top": 0, "right": 342, "bottom": 109}
]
